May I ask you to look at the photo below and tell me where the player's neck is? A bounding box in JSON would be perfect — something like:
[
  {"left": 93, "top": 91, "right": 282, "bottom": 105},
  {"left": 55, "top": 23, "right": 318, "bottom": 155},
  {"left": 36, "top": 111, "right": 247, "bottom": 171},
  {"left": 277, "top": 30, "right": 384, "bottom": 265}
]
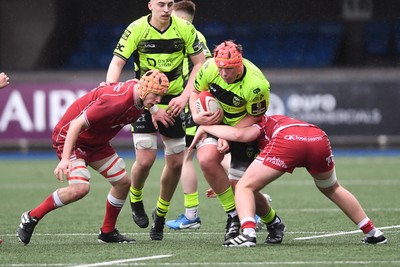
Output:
[
  {"left": 133, "top": 84, "right": 143, "bottom": 108},
  {"left": 149, "top": 17, "right": 170, "bottom": 32}
]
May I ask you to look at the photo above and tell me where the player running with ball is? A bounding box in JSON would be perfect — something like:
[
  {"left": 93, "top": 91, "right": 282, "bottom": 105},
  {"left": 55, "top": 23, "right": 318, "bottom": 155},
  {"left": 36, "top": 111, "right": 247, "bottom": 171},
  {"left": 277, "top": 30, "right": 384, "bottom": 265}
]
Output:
[{"left": 189, "top": 40, "right": 285, "bottom": 244}]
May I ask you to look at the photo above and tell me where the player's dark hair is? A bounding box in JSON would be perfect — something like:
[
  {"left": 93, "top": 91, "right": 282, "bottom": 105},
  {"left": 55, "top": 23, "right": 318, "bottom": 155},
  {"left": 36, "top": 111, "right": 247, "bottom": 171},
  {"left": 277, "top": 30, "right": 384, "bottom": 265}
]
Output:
[{"left": 173, "top": 0, "right": 196, "bottom": 17}]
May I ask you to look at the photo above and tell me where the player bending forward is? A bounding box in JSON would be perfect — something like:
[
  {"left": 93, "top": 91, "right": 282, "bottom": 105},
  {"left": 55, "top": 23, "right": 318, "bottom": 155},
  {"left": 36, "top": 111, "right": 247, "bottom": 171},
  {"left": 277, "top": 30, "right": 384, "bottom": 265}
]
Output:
[
  {"left": 17, "top": 70, "right": 170, "bottom": 245},
  {"left": 189, "top": 114, "right": 387, "bottom": 247}
]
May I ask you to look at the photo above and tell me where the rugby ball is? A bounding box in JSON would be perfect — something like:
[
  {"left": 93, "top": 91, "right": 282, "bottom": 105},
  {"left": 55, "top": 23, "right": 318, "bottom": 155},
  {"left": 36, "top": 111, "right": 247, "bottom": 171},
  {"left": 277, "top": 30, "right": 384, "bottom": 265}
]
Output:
[{"left": 196, "top": 91, "right": 222, "bottom": 114}]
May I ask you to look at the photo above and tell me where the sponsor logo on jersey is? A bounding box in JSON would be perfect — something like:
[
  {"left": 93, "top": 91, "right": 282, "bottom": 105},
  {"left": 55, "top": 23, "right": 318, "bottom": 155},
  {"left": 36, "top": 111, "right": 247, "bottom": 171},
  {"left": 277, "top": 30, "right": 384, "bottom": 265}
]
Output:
[
  {"left": 251, "top": 101, "right": 267, "bottom": 114},
  {"left": 210, "top": 85, "right": 217, "bottom": 93},
  {"left": 283, "top": 135, "right": 323, "bottom": 142},
  {"left": 116, "top": 43, "right": 125, "bottom": 53},
  {"left": 233, "top": 96, "right": 241, "bottom": 106},
  {"left": 326, "top": 154, "right": 334, "bottom": 166},
  {"left": 266, "top": 156, "right": 287, "bottom": 168},
  {"left": 122, "top": 29, "right": 131, "bottom": 40},
  {"left": 137, "top": 114, "right": 146, "bottom": 122}
]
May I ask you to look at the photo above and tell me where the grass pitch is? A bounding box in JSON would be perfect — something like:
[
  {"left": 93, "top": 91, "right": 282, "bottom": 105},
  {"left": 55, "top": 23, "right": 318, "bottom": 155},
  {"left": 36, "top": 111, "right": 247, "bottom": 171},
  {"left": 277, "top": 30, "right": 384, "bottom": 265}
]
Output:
[{"left": 0, "top": 152, "right": 399, "bottom": 266}]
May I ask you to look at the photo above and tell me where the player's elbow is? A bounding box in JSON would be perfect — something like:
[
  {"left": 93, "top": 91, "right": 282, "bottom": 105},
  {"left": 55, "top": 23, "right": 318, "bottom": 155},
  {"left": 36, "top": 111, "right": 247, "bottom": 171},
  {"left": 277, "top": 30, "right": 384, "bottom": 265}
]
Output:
[
  {"left": 232, "top": 131, "right": 251, "bottom": 142},
  {"left": 233, "top": 128, "right": 257, "bottom": 143}
]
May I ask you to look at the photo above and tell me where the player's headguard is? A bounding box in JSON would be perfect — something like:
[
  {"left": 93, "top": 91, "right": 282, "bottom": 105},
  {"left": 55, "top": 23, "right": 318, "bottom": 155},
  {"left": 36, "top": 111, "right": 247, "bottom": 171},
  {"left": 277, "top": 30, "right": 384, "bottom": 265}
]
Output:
[
  {"left": 214, "top": 41, "right": 244, "bottom": 78},
  {"left": 214, "top": 40, "right": 243, "bottom": 72},
  {"left": 138, "top": 69, "right": 169, "bottom": 100}
]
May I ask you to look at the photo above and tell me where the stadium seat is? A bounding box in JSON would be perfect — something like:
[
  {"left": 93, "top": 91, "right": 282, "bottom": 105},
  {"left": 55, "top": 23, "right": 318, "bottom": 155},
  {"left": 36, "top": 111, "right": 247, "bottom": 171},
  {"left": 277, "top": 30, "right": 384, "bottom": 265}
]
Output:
[
  {"left": 247, "top": 23, "right": 289, "bottom": 67},
  {"left": 63, "top": 21, "right": 347, "bottom": 70},
  {"left": 196, "top": 21, "right": 230, "bottom": 47},
  {"left": 302, "top": 21, "right": 343, "bottom": 67},
  {"left": 364, "top": 21, "right": 392, "bottom": 56},
  {"left": 228, "top": 23, "right": 257, "bottom": 50},
  {"left": 64, "top": 23, "right": 123, "bottom": 70},
  {"left": 272, "top": 22, "right": 316, "bottom": 68}
]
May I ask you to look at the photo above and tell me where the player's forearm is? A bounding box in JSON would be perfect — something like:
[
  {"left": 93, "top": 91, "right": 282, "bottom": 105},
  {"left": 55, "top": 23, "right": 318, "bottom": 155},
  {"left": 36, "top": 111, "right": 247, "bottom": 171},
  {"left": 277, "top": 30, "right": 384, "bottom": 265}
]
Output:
[
  {"left": 61, "top": 117, "right": 86, "bottom": 161},
  {"left": 106, "top": 56, "right": 125, "bottom": 82},
  {"left": 189, "top": 91, "right": 200, "bottom": 120},
  {"left": 182, "top": 63, "right": 202, "bottom": 102},
  {"left": 235, "top": 114, "right": 262, "bottom": 128},
  {"left": 200, "top": 125, "right": 258, "bottom": 143}
]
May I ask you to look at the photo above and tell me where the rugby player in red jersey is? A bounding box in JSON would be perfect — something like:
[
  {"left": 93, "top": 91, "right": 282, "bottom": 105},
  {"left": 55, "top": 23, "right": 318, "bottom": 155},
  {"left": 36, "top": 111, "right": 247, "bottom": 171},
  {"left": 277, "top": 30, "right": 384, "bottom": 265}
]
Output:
[
  {"left": 17, "top": 70, "right": 171, "bottom": 245},
  {"left": 190, "top": 114, "right": 387, "bottom": 247}
]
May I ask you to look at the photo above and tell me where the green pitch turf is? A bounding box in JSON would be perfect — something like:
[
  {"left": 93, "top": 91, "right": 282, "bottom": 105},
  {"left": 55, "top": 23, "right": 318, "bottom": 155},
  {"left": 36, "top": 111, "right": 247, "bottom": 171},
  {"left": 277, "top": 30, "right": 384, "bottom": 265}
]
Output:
[{"left": 0, "top": 155, "right": 399, "bottom": 266}]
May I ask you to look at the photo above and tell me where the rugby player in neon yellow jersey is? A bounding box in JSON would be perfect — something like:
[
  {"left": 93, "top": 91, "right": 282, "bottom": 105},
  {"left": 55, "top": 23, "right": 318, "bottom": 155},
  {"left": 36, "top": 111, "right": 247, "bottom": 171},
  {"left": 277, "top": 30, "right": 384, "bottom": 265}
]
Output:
[
  {"left": 165, "top": 0, "right": 213, "bottom": 231},
  {"left": 104, "top": 0, "right": 206, "bottom": 241},
  {"left": 189, "top": 41, "right": 285, "bottom": 244}
]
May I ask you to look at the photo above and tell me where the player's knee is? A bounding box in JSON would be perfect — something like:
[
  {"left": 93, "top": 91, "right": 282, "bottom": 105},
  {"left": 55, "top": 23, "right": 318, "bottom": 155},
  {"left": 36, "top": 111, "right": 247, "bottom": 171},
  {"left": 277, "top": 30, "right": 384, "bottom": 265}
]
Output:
[
  {"left": 196, "top": 155, "right": 213, "bottom": 170},
  {"left": 165, "top": 155, "right": 184, "bottom": 171},
  {"left": 68, "top": 184, "right": 90, "bottom": 201},
  {"left": 314, "top": 169, "right": 338, "bottom": 189},
  {"left": 197, "top": 154, "right": 221, "bottom": 172},
  {"left": 134, "top": 153, "right": 156, "bottom": 169},
  {"left": 114, "top": 174, "right": 131, "bottom": 189},
  {"left": 134, "top": 134, "right": 157, "bottom": 150},
  {"left": 163, "top": 137, "right": 185, "bottom": 155}
]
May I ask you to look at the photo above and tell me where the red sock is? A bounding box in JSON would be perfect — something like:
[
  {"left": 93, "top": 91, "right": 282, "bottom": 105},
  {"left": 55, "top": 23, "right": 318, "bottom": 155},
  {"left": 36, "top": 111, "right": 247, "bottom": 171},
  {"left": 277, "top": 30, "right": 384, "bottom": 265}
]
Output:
[
  {"left": 101, "top": 200, "right": 122, "bottom": 233},
  {"left": 30, "top": 194, "right": 57, "bottom": 220},
  {"left": 242, "top": 221, "right": 256, "bottom": 230},
  {"left": 360, "top": 219, "right": 375, "bottom": 234}
]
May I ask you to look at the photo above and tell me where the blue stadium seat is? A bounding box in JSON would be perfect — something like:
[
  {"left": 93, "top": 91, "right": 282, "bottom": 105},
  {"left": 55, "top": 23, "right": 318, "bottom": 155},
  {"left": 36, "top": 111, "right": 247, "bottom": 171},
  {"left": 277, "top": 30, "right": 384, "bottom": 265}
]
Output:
[
  {"left": 364, "top": 21, "right": 392, "bottom": 56},
  {"left": 64, "top": 21, "right": 347, "bottom": 70},
  {"left": 65, "top": 23, "right": 122, "bottom": 70},
  {"left": 247, "top": 23, "right": 285, "bottom": 67},
  {"left": 228, "top": 23, "right": 256, "bottom": 49},
  {"left": 302, "top": 21, "right": 343, "bottom": 67},
  {"left": 196, "top": 21, "right": 230, "bottom": 47},
  {"left": 272, "top": 22, "right": 316, "bottom": 68}
]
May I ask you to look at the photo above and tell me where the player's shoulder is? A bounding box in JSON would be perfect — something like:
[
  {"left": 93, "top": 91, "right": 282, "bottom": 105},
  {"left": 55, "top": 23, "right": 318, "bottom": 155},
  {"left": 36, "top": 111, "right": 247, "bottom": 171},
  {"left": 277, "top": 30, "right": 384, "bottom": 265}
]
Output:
[
  {"left": 198, "top": 58, "right": 218, "bottom": 75},
  {"left": 124, "top": 78, "right": 140, "bottom": 86},
  {"left": 171, "top": 15, "right": 194, "bottom": 28},
  {"left": 203, "top": 57, "right": 217, "bottom": 68},
  {"left": 171, "top": 16, "right": 197, "bottom": 37},
  {"left": 194, "top": 59, "right": 219, "bottom": 88},
  {"left": 243, "top": 58, "right": 263, "bottom": 73},
  {"left": 196, "top": 30, "right": 207, "bottom": 41},
  {"left": 101, "top": 79, "right": 137, "bottom": 94},
  {"left": 243, "top": 58, "right": 269, "bottom": 82}
]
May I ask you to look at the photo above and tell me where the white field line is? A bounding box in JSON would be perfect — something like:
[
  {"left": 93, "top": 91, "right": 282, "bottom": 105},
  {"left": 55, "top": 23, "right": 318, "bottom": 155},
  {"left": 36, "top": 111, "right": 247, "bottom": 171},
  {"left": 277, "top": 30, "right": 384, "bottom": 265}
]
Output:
[
  {"left": 4, "top": 260, "right": 400, "bottom": 266},
  {"left": 294, "top": 224, "right": 400, "bottom": 240},
  {"left": 2, "top": 227, "right": 400, "bottom": 266},
  {"left": 69, "top": 255, "right": 172, "bottom": 267},
  {"left": 106, "top": 260, "right": 400, "bottom": 266},
  {"left": 3, "top": 227, "right": 400, "bottom": 238}
]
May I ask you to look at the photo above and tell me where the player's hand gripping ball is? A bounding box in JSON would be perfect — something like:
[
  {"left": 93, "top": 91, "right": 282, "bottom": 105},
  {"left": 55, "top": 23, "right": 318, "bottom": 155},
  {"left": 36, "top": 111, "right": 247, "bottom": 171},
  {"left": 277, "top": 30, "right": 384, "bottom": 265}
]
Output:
[{"left": 196, "top": 91, "right": 224, "bottom": 123}]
